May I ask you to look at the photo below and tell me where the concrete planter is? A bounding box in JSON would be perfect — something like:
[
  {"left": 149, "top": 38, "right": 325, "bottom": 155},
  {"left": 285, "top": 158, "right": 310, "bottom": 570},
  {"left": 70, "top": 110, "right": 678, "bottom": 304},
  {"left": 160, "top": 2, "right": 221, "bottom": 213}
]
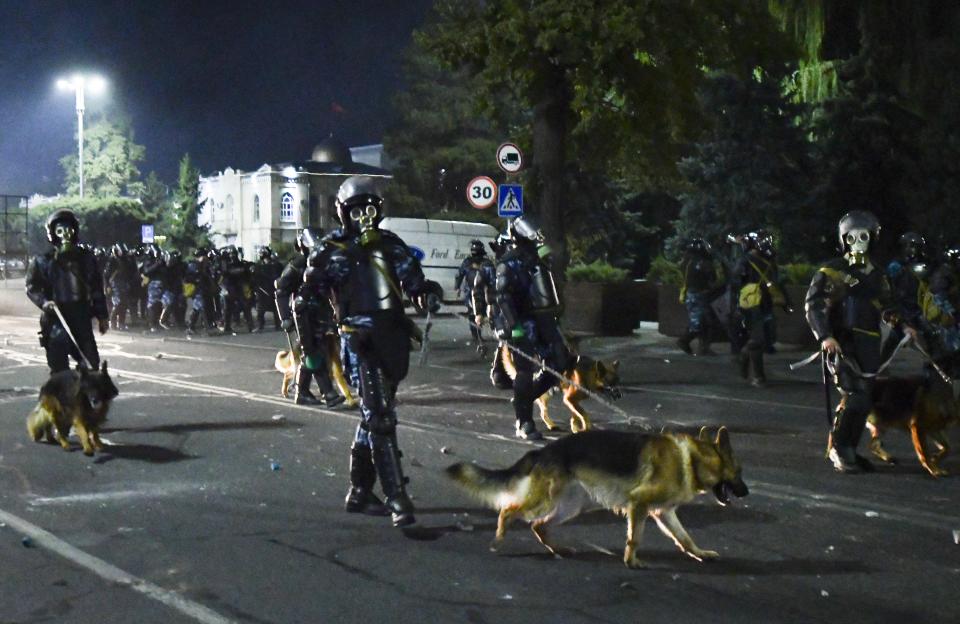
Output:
[
  {"left": 657, "top": 284, "right": 816, "bottom": 346},
  {"left": 562, "top": 280, "right": 652, "bottom": 336}
]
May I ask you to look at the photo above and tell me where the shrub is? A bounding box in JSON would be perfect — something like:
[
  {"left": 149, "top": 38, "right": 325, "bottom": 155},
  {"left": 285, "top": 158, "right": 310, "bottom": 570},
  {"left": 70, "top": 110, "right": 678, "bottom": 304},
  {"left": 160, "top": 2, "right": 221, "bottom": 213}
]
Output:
[
  {"left": 566, "top": 260, "right": 629, "bottom": 283},
  {"left": 780, "top": 262, "right": 817, "bottom": 286},
  {"left": 645, "top": 255, "right": 682, "bottom": 285}
]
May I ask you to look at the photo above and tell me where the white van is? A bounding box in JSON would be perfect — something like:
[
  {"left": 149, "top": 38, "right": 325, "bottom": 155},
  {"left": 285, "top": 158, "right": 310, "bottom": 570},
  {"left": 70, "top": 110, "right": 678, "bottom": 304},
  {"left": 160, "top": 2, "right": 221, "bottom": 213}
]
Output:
[{"left": 381, "top": 217, "right": 500, "bottom": 303}]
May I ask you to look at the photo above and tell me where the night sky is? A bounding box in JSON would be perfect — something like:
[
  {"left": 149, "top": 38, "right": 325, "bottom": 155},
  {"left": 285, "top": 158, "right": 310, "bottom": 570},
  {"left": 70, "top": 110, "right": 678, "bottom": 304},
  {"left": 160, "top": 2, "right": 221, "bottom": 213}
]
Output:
[{"left": 0, "top": 0, "right": 436, "bottom": 196}]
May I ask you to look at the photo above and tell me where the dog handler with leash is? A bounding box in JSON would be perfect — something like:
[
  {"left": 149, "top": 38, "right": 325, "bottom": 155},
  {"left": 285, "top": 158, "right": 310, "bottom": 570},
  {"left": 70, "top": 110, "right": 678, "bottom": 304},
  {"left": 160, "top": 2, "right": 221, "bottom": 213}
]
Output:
[
  {"left": 305, "top": 177, "right": 437, "bottom": 527},
  {"left": 804, "top": 210, "right": 917, "bottom": 474},
  {"left": 26, "top": 209, "right": 108, "bottom": 373}
]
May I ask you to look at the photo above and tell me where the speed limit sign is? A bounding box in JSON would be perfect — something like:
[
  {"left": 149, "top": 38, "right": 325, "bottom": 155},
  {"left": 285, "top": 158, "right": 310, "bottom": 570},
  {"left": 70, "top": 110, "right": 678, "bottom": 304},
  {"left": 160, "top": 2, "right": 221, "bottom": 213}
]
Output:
[{"left": 466, "top": 176, "right": 497, "bottom": 209}]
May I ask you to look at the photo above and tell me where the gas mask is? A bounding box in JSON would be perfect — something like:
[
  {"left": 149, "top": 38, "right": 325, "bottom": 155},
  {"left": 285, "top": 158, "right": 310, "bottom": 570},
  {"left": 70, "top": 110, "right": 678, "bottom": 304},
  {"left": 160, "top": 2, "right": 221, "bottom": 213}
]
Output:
[
  {"left": 844, "top": 229, "right": 871, "bottom": 266},
  {"left": 350, "top": 203, "right": 382, "bottom": 246},
  {"left": 56, "top": 224, "right": 76, "bottom": 252}
]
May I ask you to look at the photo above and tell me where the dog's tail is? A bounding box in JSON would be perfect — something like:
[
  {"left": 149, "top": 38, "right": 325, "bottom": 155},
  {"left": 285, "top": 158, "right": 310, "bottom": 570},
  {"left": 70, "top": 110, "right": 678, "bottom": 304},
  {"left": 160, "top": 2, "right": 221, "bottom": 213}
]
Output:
[
  {"left": 445, "top": 450, "right": 540, "bottom": 509},
  {"left": 26, "top": 396, "right": 57, "bottom": 441},
  {"left": 274, "top": 351, "right": 290, "bottom": 373}
]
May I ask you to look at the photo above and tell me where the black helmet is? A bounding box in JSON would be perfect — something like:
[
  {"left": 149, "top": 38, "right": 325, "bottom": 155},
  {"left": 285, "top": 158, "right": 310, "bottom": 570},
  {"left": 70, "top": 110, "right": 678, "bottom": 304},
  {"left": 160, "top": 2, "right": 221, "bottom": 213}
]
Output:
[
  {"left": 335, "top": 176, "right": 384, "bottom": 233},
  {"left": 110, "top": 243, "right": 125, "bottom": 257},
  {"left": 945, "top": 245, "right": 960, "bottom": 267},
  {"left": 741, "top": 230, "right": 774, "bottom": 257},
  {"left": 296, "top": 228, "right": 324, "bottom": 254},
  {"left": 489, "top": 232, "right": 512, "bottom": 259},
  {"left": 469, "top": 239, "right": 486, "bottom": 256},
  {"left": 259, "top": 246, "right": 273, "bottom": 260},
  {"left": 46, "top": 209, "right": 80, "bottom": 245},
  {"left": 898, "top": 232, "right": 925, "bottom": 262},
  {"left": 838, "top": 210, "right": 880, "bottom": 252},
  {"left": 684, "top": 237, "right": 711, "bottom": 255}
]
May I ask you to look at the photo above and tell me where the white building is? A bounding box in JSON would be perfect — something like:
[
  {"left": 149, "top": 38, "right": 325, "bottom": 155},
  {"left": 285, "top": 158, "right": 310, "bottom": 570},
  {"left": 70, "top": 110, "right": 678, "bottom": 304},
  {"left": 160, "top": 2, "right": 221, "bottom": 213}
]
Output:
[{"left": 198, "top": 138, "right": 391, "bottom": 256}]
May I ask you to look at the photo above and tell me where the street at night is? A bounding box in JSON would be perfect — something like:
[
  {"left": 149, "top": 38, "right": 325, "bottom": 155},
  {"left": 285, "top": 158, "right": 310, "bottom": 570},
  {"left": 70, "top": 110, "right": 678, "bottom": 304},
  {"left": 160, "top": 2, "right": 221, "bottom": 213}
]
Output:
[{"left": 1, "top": 284, "right": 957, "bottom": 624}]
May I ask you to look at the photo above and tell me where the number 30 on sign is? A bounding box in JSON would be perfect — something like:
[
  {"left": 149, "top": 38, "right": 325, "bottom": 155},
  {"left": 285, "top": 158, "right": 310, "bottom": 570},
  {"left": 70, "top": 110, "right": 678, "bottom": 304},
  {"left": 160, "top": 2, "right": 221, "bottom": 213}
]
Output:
[{"left": 466, "top": 176, "right": 497, "bottom": 210}]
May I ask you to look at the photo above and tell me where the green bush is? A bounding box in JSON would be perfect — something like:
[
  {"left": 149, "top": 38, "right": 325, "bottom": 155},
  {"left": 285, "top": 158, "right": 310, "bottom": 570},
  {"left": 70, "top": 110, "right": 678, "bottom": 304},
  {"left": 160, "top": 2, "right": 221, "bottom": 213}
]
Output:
[
  {"left": 645, "top": 255, "right": 682, "bottom": 285},
  {"left": 780, "top": 262, "right": 817, "bottom": 286},
  {"left": 566, "top": 260, "right": 629, "bottom": 283}
]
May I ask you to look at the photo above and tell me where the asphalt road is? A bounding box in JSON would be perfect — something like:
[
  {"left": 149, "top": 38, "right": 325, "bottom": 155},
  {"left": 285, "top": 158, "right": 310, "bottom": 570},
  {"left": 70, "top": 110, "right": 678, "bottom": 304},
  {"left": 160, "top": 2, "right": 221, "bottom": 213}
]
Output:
[{"left": 1, "top": 287, "right": 958, "bottom": 623}]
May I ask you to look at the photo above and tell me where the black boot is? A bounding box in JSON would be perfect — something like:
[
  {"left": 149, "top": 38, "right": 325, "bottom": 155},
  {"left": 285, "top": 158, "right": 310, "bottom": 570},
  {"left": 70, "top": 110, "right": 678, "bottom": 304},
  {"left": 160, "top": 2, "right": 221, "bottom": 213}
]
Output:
[
  {"left": 371, "top": 433, "right": 415, "bottom": 527},
  {"left": 677, "top": 331, "right": 694, "bottom": 355},
  {"left": 749, "top": 349, "right": 766, "bottom": 387},
  {"left": 738, "top": 350, "right": 750, "bottom": 379},
  {"left": 345, "top": 445, "right": 389, "bottom": 516},
  {"left": 148, "top": 306, "right": 161, "bottom": 332},
  {"left": 294, "top": 366, "right": 321, "bottom": 405},
  {"left": 313, "top": 371, "right": 345, "bottom": 408}
]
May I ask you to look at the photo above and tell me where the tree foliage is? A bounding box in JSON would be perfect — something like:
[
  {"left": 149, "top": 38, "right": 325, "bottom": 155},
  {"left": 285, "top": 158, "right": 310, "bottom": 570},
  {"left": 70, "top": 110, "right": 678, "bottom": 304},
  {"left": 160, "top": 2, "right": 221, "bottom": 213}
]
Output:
[
  {"left": 160, "top": 153, "right": 209, "bottom": 250},
  {"left": 420, "top": 0, "right": 794, "bottom": 271},
  {"left": 28, "top": 196, "right": 153, "bottom": 253},
  {"left": 383, "top": 40, "right": 513, "bottom": 218},
  {"left": 60, "top": 115, "right": 146, "bottom": 198},
  {"left": 674, "top": 73, "right": 816, "bottom": 261}
]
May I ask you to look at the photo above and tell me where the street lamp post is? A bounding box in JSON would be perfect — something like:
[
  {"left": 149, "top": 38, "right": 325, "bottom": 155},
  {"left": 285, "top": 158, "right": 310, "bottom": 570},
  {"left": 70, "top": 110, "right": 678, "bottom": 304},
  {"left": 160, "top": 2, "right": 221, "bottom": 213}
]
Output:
[{"left": 56, "top": 74, "right": 106, "bottom": 199}]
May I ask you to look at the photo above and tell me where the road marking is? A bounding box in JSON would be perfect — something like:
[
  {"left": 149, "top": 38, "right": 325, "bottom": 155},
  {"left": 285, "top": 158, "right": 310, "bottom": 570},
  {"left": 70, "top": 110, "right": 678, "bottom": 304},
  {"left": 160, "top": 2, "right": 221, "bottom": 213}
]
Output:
[
  {"left": 0, "top": 508, "right": 237, "bottom": 624},
  {"left": 2, "top": 347, "right": 955, "bottom": 532},
  {"left": 29, "top": 484, "right": 197, "bottom": 506},
  {"left": 750, "top": 481, "right": 960, "bottom": 531}
]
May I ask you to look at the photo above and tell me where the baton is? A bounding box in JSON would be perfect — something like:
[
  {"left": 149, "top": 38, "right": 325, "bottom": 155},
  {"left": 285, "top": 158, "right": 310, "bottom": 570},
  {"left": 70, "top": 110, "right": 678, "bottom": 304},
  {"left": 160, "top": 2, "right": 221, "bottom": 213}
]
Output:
[
  {"left": 418, "top": 307, "right": 433, "bottom": 366},
  {"left": 274, "top": 295, "right": 296, "bottom": 354},
  {"left": 50, "top": 302, "right": 95, "bottom": 370},
  {"left": 821, "top": 353, "right": 834, "bottom": 428}
]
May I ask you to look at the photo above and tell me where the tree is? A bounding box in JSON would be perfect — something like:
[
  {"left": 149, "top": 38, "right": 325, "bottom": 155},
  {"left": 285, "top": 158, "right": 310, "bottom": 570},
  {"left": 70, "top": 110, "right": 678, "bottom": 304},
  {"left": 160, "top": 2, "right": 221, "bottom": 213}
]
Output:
[
  {"left": 383, "top": 40, "right": 515, "bottom": 217},
  {"left": 60, "top": 115, "right": 146, "bottom": 198},
  {"left": 421, "top": 0, "right": 793, "bottom": 270},
  {"left": 139, "top": 171, "right": 170, "bottom": 219},
  {"left": 674, "top": 73, "right": 816, "bottom": 261},
  {"left": 28, "top": 197, "right": 152, "bottom": 252},
  {"left": 161, "top": 154, "right": 209, "bottom": 250}
]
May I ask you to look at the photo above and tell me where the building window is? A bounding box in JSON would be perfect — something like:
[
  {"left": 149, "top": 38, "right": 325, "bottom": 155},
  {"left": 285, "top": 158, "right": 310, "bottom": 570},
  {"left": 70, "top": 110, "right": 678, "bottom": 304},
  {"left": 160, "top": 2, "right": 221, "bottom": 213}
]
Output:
[
  {"left": 253, "top": 195, "right": 260, "bottom": 222},
  {"left": 280, "top": 192, "right": 295, "bottom": 222}
]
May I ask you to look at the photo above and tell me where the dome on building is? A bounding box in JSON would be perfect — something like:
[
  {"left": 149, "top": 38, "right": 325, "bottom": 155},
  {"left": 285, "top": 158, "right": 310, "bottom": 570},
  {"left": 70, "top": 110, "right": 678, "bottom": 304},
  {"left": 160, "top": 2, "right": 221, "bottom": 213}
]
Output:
[{"left": 311, "top": 137, "right": 353, "bottom": 163}]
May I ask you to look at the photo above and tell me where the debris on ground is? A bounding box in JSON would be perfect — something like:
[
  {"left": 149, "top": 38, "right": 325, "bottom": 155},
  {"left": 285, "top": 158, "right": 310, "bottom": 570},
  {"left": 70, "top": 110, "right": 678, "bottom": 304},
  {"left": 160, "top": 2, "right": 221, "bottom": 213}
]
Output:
[
  {"left": 864, "top": 511, "right": 879, "bottom": 518},
  {"left": 270, "top": 460, "right": 281, "bottom": 471}
]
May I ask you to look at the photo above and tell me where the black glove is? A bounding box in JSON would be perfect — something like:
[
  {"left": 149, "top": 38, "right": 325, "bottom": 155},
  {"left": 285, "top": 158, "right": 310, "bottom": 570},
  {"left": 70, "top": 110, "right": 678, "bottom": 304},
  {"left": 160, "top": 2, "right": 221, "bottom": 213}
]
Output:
[{"left": 280, "top": 318, "right": 295, "bottom": 333}]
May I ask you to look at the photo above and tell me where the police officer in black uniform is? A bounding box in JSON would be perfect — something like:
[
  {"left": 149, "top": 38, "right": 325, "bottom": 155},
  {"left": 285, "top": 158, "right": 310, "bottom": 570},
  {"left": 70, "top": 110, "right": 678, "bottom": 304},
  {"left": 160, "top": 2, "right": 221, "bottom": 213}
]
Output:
[
  {"left": 731, "top": 231, "right": 792, "bottom": 386},
  {"left": 103, "top": 243, "right": 135, "bottom": 331},
  {"left": 882, "top": 232, "right": 932, "bottom": 361},
  {"left": 184, "top": 247, "right": 218, "bottom": 335},
  {"left": 275, "top": 229, "right": 343, "bottom": 407},
  {"left": 677, "top": 237, "right": 723, "bottom": 356},
  {"left": 495, "top": 217, "right": 573, "bottom": 441},
  {"left": 305, "top": 176, "right": 435, "bottom": 527},
  {"left": 928, "top": 244, "right": 960, "bottom": 364},
  {"left": 805, "top": 211, "right": 917, "bottom": 473},
  {"left": 220, "top": 247, "right": 254, "bottom": 334},
  {"left": 455, "top": 239, "right": 494, "bottom": 354},
  {"left": 25, "top": 209, "right": 108, "bottom": 372},
  {"left": 253, "top": 246, "right": 284, "bottom": 332}
]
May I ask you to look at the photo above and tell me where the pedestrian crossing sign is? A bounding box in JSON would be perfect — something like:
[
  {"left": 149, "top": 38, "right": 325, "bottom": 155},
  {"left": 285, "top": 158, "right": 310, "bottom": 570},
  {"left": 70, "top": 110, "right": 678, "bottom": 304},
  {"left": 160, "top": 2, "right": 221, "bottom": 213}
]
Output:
[{"left": 497, "top": 184, "right": 523, "bottom": 218}]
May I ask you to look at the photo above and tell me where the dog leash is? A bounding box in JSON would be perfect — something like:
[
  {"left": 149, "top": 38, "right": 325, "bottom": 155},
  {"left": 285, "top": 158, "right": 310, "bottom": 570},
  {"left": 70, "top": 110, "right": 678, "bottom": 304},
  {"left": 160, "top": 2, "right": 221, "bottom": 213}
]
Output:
[
  {"left": 51, "top": 302, "right": 95, "bottom": 369},
  {"left": 460, "top": 315, "right": 631, "bottom": 419},
  {"left": 789, "top": 333, "right": 911, "bottom": 379}
]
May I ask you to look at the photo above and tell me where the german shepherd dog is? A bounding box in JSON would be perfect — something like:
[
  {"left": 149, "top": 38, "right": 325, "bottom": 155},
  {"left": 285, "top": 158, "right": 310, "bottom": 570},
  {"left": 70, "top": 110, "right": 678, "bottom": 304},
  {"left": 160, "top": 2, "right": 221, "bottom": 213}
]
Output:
[
  {"left": 446, "top": 427, "right": 748, "bottom": 568},
  {"left": 26, "top": 362, "right": 119, "bottom": 456},
  {"left": 275, "top": 335, "right": 357, "bottom": 407},
  {"left": 501, "top": 345, "right": 622, "bottom": 432},
  {"left": 863, "top": 376, "right": 959, "bottom": 477}
]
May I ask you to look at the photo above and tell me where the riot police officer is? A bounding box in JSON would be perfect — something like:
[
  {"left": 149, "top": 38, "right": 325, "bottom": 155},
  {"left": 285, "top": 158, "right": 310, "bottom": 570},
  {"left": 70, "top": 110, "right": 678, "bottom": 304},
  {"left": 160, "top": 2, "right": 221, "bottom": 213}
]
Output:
[
  {"left": 928, "top": 244, "right": 960, "bottom": 367},
  {"left": 25, "top": 209, "right": 108, "bottom": 372},
  {"left": 220, "top": 247, "right": 254, "bottom": 334},
  {"left": 161, "top": 250, "right": 186, "bottom": 329},
  {"left": 103, "top": 243, "right": 136, "bottom": 331},
  {"left": 677, "top": 237, "right": 723, "bottom": 356},
  {"left": 805, "top": 211, "right": 917, "bottom": 473},
  {"left": 882, "top": 232, "right": 932, "bottom": 361},
  {"left": 731, "top": 231, "right": 792, "bottom": 386},
  {"left": 485, "top": 232, "right": 513, "bottom": 389},
  {"left": 495, "top": 217, "right": 573, "bottom": 441},
  {"left": 305, "top": 176, "right": 435, "bottom": 527},
  {"left": 275, "top": 229, "right": 343, "bottom": 407},
  {"left": 140, "top": 245, "right": 168, "bottom": 332},
  {"left": 184, "top": 247, "right": 218, "bottom": 335},
  {"left": 253, "top": 246, "right": 284, "bottom": 332},
  {"left": 455, "top": 239, "right": 494, "bottom": 354}
]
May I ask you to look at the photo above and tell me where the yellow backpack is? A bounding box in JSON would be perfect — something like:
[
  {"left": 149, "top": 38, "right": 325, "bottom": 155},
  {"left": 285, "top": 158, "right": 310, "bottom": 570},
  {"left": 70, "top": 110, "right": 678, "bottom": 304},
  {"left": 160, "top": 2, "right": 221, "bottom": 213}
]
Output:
[
  {"left": 738, "top": 259, "right": 784, "bottom": 309},
  {"left": 918, "top": 280, "right": 952, "bottom": 326}
]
